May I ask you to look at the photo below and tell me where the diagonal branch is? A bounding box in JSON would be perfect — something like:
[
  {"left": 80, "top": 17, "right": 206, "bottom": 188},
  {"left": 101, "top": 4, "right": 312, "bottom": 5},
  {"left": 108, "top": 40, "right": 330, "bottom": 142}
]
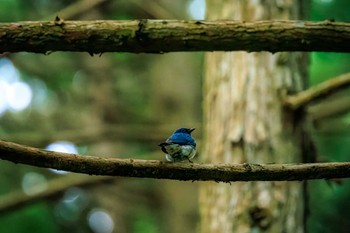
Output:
[
  {"left": 0, "top": 175, "right": 114, "bottom": 214},
  {"left": 0, "top": 20, "right": 349, "bottom": 54},
  {"left": 284, "top": 72, "right": 350, "bottom": 109},
  {"left": 1, "top": 140, "right": 350, "bottom": 182},
  {"left": 45, "top": 0, "right": 108, "bottom": 20}
]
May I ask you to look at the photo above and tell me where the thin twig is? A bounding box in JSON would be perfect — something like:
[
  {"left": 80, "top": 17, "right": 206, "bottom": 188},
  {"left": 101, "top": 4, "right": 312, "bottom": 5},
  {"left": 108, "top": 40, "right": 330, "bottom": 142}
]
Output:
[
  {"left": 284, "top": 72, "right": 350, "bottom": 109},
  {"left": 0, "top": 140, "right": 350, "bottom": 182}
]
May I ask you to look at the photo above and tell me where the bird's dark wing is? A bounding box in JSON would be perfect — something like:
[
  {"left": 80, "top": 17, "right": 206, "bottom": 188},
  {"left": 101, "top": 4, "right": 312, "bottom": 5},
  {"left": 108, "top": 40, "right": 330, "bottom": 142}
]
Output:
[
  {"left": 158, "top": 142, "right": 182, "bottom": 155},
  {"left": 158, "top": 142, "right": 170, "bottom": 153}
]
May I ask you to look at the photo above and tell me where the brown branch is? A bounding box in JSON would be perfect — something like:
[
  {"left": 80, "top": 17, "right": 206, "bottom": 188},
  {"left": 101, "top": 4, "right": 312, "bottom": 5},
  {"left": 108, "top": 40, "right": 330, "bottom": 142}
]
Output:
[
  {"left": 284, "top": 72, "right": 350, "bottom": 109},
  {"left": 0, "top": 175, "right": 114, "bottom": 214},
  {"left": 0, "top": 20, "right": 349, "bottom": 53},
  {"left": 1, "top": 140, "right": 350, "bottom": 182}
]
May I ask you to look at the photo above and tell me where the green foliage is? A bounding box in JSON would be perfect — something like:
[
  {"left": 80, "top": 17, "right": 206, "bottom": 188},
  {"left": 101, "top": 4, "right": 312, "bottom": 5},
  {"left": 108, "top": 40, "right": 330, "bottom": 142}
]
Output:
[
  {"left": 307, "top": 1, "right": 350, "bottom": 233},
  {"left": 132, "top": 209, "right": 159, "bottom": 233},
  {"left": 310, "top": 53, "right": 350, "bottom": 85},
  {"left": 309, "top": 0, "right": 350, "bottom": 85},
  {"left": 309, "top": 179, "right": 350, "bottom": 233},
  {"left": 0, "top": 203, "right": 59, "bottom": 233},
  {"left": 311, "top": 0, "right": 350, "bottom": 22},
  {"left": 0, "top": 0, "right": 21, "bottom": 21}
]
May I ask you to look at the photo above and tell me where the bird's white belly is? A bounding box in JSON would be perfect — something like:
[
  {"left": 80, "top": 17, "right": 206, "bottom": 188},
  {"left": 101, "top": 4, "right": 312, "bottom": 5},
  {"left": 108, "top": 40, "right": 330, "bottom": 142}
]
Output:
[
  {"left": 181, "top": 145, "right": 196, "bottom": 159},
  {"left": 165, "top": 145, "right": 196, "bottom": 162}
]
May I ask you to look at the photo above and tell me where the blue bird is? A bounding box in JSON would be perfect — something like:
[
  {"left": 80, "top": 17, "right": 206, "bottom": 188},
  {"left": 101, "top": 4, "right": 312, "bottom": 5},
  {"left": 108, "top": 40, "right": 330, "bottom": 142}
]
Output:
[{"left": 158, "top": 128, "right": 196, "bottom": 162}]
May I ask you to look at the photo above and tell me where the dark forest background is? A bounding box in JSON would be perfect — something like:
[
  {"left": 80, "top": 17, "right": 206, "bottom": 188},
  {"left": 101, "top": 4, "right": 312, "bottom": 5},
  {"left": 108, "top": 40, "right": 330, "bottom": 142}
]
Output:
[{"left": 0, "top": 0, "right": 349, "bottom": 232}]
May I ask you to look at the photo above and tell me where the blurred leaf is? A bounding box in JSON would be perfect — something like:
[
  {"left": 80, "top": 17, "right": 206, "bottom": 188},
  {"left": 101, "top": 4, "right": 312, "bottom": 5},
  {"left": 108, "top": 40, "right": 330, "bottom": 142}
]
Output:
[
  {"left": 132, "top": 209, "right": 159, "bottom": 233},
  {"left": 0, "top": 203, "right": 59, "bottom": 233}
]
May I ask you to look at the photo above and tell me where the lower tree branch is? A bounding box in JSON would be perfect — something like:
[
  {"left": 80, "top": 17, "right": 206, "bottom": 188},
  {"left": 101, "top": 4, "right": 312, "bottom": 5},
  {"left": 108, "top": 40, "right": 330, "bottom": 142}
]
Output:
[
  {"left": 0, "top": 140, "right": 350, "bottom": 182},
  {"left": 284, "top": 72, "right": 350, "bottom": 109},
  {"left": 0, "top": 175, "right": 114, "bottom": 214}
]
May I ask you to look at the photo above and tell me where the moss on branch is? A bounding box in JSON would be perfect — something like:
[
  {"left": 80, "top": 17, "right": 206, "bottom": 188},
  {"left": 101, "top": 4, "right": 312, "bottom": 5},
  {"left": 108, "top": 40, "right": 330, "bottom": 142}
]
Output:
[{"left": 0, "top": 20, "right": 349, "bottom": 53}]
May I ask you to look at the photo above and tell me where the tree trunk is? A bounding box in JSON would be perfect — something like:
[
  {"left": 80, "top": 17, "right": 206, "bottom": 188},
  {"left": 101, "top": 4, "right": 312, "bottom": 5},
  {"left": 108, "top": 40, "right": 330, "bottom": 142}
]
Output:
[{"left": 199, "top": 1, "right": 308, "bottom": 232}]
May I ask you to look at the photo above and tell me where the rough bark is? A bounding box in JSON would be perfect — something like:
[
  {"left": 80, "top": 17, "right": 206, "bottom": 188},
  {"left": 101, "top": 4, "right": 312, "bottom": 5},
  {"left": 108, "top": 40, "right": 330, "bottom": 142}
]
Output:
[
  {"left": 0, "top": 20, "right": 349, "bottom": 53},
  {"left": 200, "top": 1, "right": 308, "bottom": 233}
]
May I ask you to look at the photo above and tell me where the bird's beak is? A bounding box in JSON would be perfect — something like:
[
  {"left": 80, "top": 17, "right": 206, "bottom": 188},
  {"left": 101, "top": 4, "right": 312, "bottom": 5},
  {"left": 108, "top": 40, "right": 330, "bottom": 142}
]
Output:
[{"left": 189, "top": 128, "right": 195, "bottom": 133}]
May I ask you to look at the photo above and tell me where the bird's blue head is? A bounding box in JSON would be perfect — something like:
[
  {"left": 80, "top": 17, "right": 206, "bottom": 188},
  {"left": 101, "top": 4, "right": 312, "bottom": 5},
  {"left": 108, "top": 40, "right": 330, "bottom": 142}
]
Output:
[{"left": 174, "top": 128, "right": 195, "bottom": 134}]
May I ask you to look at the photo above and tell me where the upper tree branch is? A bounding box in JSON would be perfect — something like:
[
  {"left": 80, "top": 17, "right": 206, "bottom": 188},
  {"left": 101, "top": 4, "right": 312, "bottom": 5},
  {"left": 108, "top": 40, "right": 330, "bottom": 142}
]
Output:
[
  {"left": 0, "top": 20, "right": 349, "bottom": 54},
  {"left": 1, "top": 140, "right": 350, "bottom": 182}
]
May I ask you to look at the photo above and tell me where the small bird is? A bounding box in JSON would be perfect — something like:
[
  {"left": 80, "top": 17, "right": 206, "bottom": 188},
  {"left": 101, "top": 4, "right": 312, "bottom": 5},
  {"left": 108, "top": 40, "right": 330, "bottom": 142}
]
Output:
[{"left": 158, "top": 128, "right": 196, "bottom": 162}]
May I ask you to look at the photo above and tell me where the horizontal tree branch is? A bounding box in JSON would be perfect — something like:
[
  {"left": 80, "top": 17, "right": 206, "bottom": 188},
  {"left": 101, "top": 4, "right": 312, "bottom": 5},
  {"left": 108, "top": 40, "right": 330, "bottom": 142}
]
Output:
[
  {"left": 1, "top": 140, "right": 350, "bottom": 182},
  {"left": 0, "top": 175, "right": 114, "bottom": 214},
  {"left": 0, "top": 20, "right": 349, "bottom": 53},
  {"left": 284, "top": 72, "right": 350, "bottom": 109}
]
